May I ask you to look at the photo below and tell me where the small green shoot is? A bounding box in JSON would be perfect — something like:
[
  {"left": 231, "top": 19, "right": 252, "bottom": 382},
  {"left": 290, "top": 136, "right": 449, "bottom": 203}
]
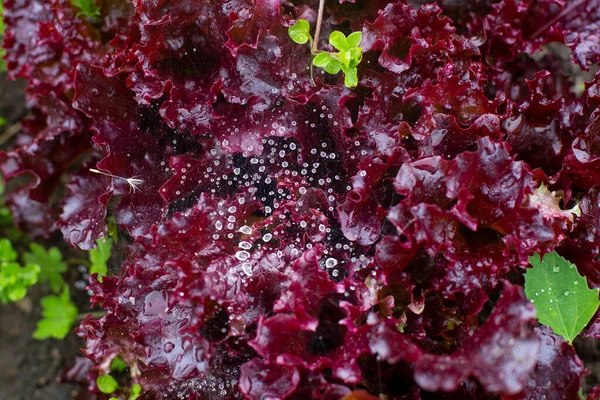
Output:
[
  {"left": 288, "top": 19, "right": 363, "bottom": 87},
  {"left": 90, "top": 236, "right": 112, "bottom": 281},
  {"left": 111, "top": 356, "right": 127, "bottom": 372},
  {"left": 71, "top": 0, "right": 101, "bottom": 20},
  {"left": 525, "top": 251, "right": 600, "bottom": 343},
  {"left": 97, "top": 374, "right": 119, "bottom": 394},
  {"left": 24, "top": 243, "right": 67, "bottom": 293},
  {"left": 0, "top": 239, "right": 40, "bottom": 303},
  {"left": 130, "top": 383, "right": 142, "bottom": 400},
  {"left": 33, "top": 287, "right": 78, "bottom": 339}
]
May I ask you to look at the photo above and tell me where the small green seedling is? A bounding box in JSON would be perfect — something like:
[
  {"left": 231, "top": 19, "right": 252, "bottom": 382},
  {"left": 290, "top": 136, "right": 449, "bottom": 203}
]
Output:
[
  {"left": 288, "top": 19, "right": 363, "bottom": 87},
  {"left": 97, "top": 374, "right": 119, "bottom": 394},
  {"left": 525, "top": 251, "right": 600, "bottom": 343},
  {"left": 71, "top": 0, "right": 101, "bottom": 19},
  {"left": 130, "top": 383, "right": 142, "bottom": 400},
  {"left": 111, "top": 356, "right": 127, "bottom": 372},
  {"left": 34, "top": 287, "right": 78, "bottom": 339},
  {"left": 24, "top": 243, "right": 67, "bottom": 293},
  {"left": 0, "top": 239, "right": 40, "bottom": 303},
  {"left": 90, "top": 236, "right": 112, "bottom": 281}
]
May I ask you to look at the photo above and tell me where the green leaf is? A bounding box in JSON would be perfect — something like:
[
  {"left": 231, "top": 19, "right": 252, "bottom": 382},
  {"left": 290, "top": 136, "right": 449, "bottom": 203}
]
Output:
[
  {"left": 90, "top": 236, "right": 112, "bottom": 281},
  {"left": 346, "top": 31, "right": 362, "bottom": 48},
  {"left": 97, "top": 374, "right": 119, "bottom": 394},
  {"left": 288, "top": 19, "right": 311, "bottom": 45},
  {"left": 329, "top": 31, "right": 349, "bottom": 51},
  {"left": 0, "top": 2, "right": 5, "bottom": 35},
  {"left": 130, "top": 383, "right": 142, "bottom": 400},
  {"left": 111, "top": 356, "right": 127, "bottom": 372},
  {"left": 70, "top": 0, "right": 101, "bottom": 19},
  {"left": 348, "top": 47, "right": 363, "bottom": 68},
  {"left": 313, "top": 52, "right": 342, "bottom": 75},
  {"left": 0, "top": 238, "right": 18, "bottom": 262},
  {"left": 0, "top": 261, "right": 40, "bottom": 303},
  {"left": 313, "top": 52, "right": 333, "bottom": 67},
  {"left": 341, "top": 65, "right": 359, "bottom": 88},
  {"left": 23, "top": 243, "right": 67, "bottom": 293},
  {"left": 525, "top": 251, "right": 600, "bottom": 343},
  {"left": 33, "top": 288, "right": 78, "bottom": 340}
]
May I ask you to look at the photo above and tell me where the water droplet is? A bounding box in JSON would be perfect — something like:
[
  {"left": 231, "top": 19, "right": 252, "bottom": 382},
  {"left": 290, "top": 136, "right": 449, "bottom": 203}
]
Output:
[
  {"left": 235, "top": 251, "right": 250, "bottom": 261},
  {"left": 242, "top": 263, "right": 253, "bottom": 276},
  {"left": 262, "top": 233, "right": 273, "bottom": 242},
  {"left": 564, "top": 290, "right": 570, "bottom": 296},
  {"left": 553, "top": 266, "right": 560, "bottom": 272},
  {"left": 239, "top": 241, "right": 252, "bottom": 250},
  {"left": 239, "top": 225, "right": 252, "bottom": 234},
  {"left": 325, "top": 258, "right": 338, "bottom": 268}
]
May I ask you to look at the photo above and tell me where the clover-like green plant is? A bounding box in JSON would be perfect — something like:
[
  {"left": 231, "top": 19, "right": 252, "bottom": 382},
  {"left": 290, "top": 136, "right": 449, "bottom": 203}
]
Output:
[
  {"left": 288, "top": 19, "right": 363, "bottom": 87},
  {"left": 0, "top": 239, "right": 40, "bottom": 303},
  {"left": 33, "top": 286, "right": 78, "bottom": 339},
  {"left": 71, "top": 0, "right": 101, "bottom": 20}
]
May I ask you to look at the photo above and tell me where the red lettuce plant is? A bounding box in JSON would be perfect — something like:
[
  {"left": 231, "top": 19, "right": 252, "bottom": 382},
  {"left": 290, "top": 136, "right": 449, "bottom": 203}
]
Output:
[{"left": 3, "top": 0, "right": 600, "bottom": 398}]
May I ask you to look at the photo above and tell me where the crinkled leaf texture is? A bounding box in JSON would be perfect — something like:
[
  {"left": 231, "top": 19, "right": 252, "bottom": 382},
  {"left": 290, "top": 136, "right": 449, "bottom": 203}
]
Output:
[{"left": 1, "top": 0, "right": 600, "bottom": 398}]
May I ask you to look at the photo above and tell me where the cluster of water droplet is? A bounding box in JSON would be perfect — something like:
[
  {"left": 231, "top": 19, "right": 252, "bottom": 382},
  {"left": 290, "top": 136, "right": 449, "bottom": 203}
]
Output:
[{"left": 164, "top": 369, "right": 239, "bottom": 399}]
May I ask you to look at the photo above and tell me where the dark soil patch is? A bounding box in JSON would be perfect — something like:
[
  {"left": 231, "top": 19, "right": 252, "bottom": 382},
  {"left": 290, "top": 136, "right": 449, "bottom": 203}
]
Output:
[{"left": 0, "top": 286, "right": 82, "bottom": 400}]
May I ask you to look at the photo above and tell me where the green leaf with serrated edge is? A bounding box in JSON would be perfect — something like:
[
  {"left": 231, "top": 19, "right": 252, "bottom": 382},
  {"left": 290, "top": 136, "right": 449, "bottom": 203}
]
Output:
[
  {"left": 346, "top": 31, "right": 362, "bottom": 48},
  {"left": 97, "top": 374, "right": 119, "bottom": 394},
  {"left": 342, "top": 65, "right": 358, "bottom": 87},
  {"left": 33, "top": 288, "right": 77, "bottom": 339},
  {"left": 23, "top": 243, "right": 67, "bottom": 293},
  {"left": 0, "top": 260, "right": 40, "bottom": 303},
  {"left": 288, "top": 19, "right": 311, "bottom": 45},
  {"left": 329, "top": 31, "right": 349, "bottom": 51},
  {"left": 90, "top": 236, "right": 112, "bottom": 281},
  {"left": 525, "top": 251, "right": 600, "bottom": 343}
]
